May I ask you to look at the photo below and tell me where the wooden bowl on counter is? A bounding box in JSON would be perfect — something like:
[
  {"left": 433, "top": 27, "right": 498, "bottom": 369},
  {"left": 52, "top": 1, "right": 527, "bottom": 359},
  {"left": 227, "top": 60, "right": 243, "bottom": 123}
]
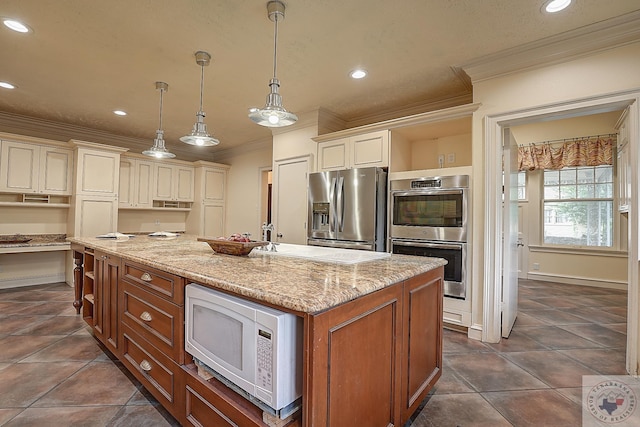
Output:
[{"left": 197, "top": 237, "right": 269, "bottom": 256}]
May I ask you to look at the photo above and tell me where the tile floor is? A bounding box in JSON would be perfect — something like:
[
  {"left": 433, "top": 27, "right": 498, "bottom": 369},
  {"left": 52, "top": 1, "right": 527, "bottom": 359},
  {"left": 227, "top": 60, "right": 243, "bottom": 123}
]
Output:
[{"left": 0, "top": 279, "right": 627, "bottom": 426}]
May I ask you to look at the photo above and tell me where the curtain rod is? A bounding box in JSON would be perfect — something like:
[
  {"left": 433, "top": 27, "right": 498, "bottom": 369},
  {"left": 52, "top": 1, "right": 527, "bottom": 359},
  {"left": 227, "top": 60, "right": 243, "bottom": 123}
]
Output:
[{"left": 517, "top": 133, "right": 617, "bottom": 147}]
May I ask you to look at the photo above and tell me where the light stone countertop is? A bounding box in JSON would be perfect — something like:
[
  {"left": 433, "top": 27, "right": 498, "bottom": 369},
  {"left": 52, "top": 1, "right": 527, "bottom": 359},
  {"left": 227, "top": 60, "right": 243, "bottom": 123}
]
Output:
[
  {"left": 67, "top": 234, "right": 446, "bottom": 314},
  {"left": 0, "top": 234, "right": 70, "bottom": 253}
]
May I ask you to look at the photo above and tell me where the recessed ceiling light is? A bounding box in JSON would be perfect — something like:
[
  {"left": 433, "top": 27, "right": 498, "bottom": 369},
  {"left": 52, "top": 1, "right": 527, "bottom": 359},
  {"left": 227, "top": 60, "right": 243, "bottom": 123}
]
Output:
[
  {"left": 2, "top": 18, "right": 32, "bottom": 33},
  {"left": 0, "top": 81, "right": 16, "bottom": 89},
  {"left": 350, "top": 69, "right": 367, "bottom": 79},
  {"left": 543, "top": 0, "right": 571, "bottom": 13},
  {"left": 113, "top": 110, "right": 127, "bottom": 116}
]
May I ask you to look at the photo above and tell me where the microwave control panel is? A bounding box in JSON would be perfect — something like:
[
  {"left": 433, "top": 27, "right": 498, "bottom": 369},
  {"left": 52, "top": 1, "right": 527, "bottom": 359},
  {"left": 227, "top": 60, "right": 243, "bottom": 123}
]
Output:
[{"left": 256, "top": 329, "right": 273, "bottom": 390}]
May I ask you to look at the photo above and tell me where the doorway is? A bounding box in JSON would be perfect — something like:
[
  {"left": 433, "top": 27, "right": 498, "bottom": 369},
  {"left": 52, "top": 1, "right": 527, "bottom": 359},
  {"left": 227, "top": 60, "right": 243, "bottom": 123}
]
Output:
[
  {"left": 259, "top": 168, "right": 272, "bottom": 241},
  {"left": 505, "top": 110, "right": 629, "bottom": 346},
  {"left": 483, "top": 90, "right": 639, "bottom": 374}
]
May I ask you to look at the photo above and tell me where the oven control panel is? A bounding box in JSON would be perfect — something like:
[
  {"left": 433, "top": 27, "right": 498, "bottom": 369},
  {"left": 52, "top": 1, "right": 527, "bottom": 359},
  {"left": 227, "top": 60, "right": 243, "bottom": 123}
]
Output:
[{"left": 411, "top": 179, "right": 441, "bottom": 189}]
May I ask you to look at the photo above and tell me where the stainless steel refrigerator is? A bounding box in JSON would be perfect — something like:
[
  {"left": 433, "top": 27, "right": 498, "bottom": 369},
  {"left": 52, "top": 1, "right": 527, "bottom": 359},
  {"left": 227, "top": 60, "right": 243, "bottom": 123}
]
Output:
[{"left": 307, "top": 167, "right": 387, "bottom": 251}]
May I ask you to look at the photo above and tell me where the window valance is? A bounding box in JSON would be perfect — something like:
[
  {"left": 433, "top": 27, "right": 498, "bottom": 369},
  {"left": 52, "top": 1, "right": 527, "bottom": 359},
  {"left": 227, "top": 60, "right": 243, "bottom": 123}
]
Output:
[{"left": 517, "top": 136, "right": 615, "bottom": 171}]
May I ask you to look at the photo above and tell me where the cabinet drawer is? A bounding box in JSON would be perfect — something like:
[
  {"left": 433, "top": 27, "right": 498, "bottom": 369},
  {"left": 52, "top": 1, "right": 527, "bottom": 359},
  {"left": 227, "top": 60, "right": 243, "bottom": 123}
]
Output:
[
  {"left": 121, "top": 281, "right": 184, "bottom": 364},
  {"left": 183, "top": 364, "right": 269, "bottom": 427},
  {"left": 121, "top": 324, "right": 185, "bottom": 419},
  {"left": 121, "top": 260, "right": 184, "bottom": 304}
]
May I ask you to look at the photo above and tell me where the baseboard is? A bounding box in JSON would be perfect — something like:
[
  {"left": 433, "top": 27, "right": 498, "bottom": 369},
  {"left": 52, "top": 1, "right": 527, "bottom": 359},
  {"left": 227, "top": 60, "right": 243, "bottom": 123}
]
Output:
[
  {"left": 0, "top": 273, "right": 67, "bottom": 289},
  {"left": 526, "top": 272, "right": 627, "bottom": 290},
  {"left": 467, "top": 324, "right": 483, "bottom": 341}
]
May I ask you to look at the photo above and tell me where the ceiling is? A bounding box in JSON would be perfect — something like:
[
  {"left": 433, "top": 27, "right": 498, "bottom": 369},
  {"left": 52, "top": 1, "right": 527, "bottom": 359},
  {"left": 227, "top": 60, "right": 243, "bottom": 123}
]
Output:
[{"left": 0, "top": 0, "right": 639, "bottom": 162}]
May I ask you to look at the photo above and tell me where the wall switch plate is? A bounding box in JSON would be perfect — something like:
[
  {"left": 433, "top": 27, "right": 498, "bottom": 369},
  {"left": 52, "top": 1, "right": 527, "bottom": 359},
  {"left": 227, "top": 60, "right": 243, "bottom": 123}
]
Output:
[
  {"left": 532, "top": 263, "right": 540, "bottom": 270},
  {"left": 447, "top": 153, "right": 456, "bottom": 163},
  {"left": 438, "top": 154, "right": 445, "bottom": 167}
]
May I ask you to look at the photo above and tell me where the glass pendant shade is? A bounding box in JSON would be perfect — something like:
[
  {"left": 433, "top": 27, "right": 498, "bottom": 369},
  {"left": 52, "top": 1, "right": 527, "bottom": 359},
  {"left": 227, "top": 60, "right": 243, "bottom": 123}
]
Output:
[
  {"left": 143, "top": 82, "right": 176, "bottom": 159},
  {"left": 180, "top": 51, "right": 220, "bottom": 146},
  {"left": 248, "top": 0, "right": 297, "bottom": 128}
]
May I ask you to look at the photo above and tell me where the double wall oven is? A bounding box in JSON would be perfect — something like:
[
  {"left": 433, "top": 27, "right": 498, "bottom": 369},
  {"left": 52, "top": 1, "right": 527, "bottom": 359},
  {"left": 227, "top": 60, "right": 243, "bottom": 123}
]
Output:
[{"left": 390, "top": 175, "right": 469, "bottom": 299}]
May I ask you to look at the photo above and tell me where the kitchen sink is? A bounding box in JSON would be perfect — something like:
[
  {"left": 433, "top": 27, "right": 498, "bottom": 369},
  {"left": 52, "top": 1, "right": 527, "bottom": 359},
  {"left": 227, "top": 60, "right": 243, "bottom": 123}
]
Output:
[{"left": 258, "top": 243, "right": 390, "bottom": 264}]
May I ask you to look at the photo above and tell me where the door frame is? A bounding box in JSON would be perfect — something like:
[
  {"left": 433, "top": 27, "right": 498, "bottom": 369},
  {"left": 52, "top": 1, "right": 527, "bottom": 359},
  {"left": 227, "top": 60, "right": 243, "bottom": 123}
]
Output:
[{"left": 482, "top": 90, "right": 639, "bottom": 375}]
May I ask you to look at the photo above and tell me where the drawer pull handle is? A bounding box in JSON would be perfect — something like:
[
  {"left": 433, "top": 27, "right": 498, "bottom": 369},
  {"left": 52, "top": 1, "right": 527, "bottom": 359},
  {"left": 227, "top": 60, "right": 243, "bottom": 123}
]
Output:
[
  {"left": 140, "top": 311, "right": 152, "bottom": 322},
  {"left": 140, "top": 359, "right": 152, "bottom": 372},
  {"left": 141, "top": 272, "right": 152, "bottom": 282}
]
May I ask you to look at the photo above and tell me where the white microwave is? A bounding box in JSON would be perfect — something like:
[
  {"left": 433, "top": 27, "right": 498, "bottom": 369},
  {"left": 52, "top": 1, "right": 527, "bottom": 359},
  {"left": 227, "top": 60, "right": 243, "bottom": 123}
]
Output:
[{"left": 185, "top": 283, "right": 303, "bottom": 412}]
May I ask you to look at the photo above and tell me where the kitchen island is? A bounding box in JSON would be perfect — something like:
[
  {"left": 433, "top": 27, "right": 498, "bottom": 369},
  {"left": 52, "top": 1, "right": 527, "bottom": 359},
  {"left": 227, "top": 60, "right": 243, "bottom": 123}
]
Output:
[{"left": 69, "top": 234, "right": 445, "bottom": 427}]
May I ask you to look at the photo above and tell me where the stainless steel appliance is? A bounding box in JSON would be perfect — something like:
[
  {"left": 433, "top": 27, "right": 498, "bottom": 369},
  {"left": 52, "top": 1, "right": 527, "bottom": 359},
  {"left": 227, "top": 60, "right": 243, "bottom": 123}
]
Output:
[
  {"left": 307, "top": 167, "right": 387, "bottom": 251},
  {"left": 390, "top": 175, "right": 468, "bottom": 242},
  {"left": 391, "top": 240, "right": 466, "bottom": 299},
  {"left": 390, "top": 175, "right": 469, "bottom": 299}
]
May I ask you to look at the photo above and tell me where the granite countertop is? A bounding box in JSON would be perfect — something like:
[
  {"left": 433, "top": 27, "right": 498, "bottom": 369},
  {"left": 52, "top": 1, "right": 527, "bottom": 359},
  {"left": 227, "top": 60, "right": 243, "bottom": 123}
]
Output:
[
  {"left": 67, "top": 234, "right": 446, "bottom": 314},
  {"left": 0, "top": 234, "right": 70, "bottom": 252}
]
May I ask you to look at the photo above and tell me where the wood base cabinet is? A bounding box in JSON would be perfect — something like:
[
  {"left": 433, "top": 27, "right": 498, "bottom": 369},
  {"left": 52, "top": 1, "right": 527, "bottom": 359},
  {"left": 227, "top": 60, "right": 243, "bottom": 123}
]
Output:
[
  {"left": 72, "top": 242, "right": 443, "bottom": 427},
  {"left": 305, "top": 267, "right": 443, "bottom": 427}
]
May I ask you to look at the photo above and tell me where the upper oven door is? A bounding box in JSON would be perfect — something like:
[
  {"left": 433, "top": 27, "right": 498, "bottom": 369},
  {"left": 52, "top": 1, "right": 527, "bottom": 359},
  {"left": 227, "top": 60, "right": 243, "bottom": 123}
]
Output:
[{"left": 391, "top": 189, "right": 467, "bottom": 241}]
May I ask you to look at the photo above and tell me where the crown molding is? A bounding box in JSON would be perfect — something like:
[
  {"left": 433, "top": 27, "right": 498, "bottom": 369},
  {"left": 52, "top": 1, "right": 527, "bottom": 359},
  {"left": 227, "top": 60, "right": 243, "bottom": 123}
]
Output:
[
  {"left": 313, "top": 102, "right": 481, "bottom": 142},
  {"left": 0, "top": 111, "right": 219, "bottom": 162},
  {"left": 459, "top": 10, "right": 640, "bottom": 83},
  {"left": 343, "top": 93, "right": 473, "bottom": 129}
]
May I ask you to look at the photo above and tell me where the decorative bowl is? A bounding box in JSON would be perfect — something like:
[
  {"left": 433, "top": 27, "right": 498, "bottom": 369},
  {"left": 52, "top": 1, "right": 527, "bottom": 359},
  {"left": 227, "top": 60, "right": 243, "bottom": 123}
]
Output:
[{"left": 197, "top": 237, "right": 268, "bottom": 256}]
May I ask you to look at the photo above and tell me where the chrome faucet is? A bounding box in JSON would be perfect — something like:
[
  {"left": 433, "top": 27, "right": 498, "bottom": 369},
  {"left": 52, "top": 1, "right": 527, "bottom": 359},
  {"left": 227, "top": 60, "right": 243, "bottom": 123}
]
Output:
[{"left": 260, "top": 223, "right": 277, "bottom": 251}]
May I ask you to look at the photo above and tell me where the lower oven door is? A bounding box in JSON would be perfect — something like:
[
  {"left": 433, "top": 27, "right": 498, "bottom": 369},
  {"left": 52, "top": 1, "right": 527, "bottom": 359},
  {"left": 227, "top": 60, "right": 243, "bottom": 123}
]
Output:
[{"left": 392, "top": 239, "right": 466, "bottom": 299}]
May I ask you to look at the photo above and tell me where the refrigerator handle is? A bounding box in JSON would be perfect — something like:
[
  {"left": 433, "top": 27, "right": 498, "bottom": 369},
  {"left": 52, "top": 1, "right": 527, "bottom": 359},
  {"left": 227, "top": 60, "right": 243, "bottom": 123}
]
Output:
[
  {"left": 337, "top": 176, "right": 345, "bottom": 232},
  {"left": 329, "top": 177, "right": 337, "bottom": 233}
]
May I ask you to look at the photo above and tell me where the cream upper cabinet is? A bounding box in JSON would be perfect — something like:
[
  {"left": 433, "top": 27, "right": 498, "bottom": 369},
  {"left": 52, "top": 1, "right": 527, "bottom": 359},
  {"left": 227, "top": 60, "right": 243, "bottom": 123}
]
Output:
[
  {"left": 68, "top": 140, "right": 127, "bottom": 237},
  {"left": 119, "top": 157, "right": 153, "bottom": 209},
  {"left": 0, "top": 140, "right": 73, "bottom": 195},
  {"left": 74, "top": 147, "right": 120, "bottom": 196},
  {"left": 186, "top": 162, "right": 229, "bottom": 236},
  {"left": 152, "top": 163, "right": 194, "bottom": 202},
  {"left": 317, "top": 130, "right": 389, "bottom": 171}
]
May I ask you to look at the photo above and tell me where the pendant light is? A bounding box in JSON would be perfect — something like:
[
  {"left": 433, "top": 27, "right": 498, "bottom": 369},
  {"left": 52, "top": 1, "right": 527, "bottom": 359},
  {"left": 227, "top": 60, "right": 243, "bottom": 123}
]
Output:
[
  {"left": 143, "top": 82, "right": 176, "bottom": 159},
  {"left": 248, "top": 0, "right": 298, "bottom": 127},
  {"left": 180, "top": 51, "right": 220, "bottom": 146}
]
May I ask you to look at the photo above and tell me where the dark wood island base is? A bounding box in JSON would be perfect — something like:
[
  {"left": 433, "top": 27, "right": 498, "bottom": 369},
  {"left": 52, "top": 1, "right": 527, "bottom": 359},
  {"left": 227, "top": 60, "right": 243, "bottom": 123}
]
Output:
[{"left": 70, "top": 237, "right": 443, "bottom": 427}]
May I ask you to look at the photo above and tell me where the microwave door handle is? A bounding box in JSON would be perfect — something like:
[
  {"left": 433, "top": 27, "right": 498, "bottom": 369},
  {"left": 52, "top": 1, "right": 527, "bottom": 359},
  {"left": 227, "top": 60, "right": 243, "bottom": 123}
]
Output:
[
  {"left": 329, "top": 177, "right": 337, "bottom": 233},
  {"left": 393, "top": 241, "right": 462, "bottom": 251},
  {"left": 337, "top": 176, "right": 344, "bottom": 232}
]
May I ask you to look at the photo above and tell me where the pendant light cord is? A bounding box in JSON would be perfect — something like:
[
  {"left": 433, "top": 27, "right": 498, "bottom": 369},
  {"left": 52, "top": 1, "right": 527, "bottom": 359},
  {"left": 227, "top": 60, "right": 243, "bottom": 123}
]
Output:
[
  {"left": 158, "top": 87, "right": 164, "bottom": 130},
  {"left": 199, "top": 63, "right": 205, "bottom": 111},
  {"left": 272, "top": 12, "right": 279, "bottom": 80}
]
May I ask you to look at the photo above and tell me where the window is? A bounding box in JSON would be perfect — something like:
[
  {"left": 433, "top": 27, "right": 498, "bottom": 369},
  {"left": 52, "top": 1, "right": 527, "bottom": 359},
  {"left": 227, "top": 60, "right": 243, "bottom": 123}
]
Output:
[
  {"left": 517, "top": 171, "right": 526, "bottom": 200},
  {"left": 542, "top": 165, "right": 613, "bottom": 247}
]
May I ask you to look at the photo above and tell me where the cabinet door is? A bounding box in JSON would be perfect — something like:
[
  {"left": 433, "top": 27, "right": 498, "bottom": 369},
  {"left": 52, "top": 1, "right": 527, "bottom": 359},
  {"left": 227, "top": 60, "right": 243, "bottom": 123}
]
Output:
[
  {"left": 401, "top": 269, "right": 443, "bottom": 422},
  {"left": 75, "top": 196, "right": 118, "bottom": 237},
  {"left": 39, "top": 147, "right": 72, "bottom": 195},
  {"left": 203, "top": 168, "right": 226, "bottom": 203},
  {"left": 307, "top": 284, "right": 403, "bottom": 427},
  {"left": 203, "top": 204, "right": 225, "bottom": 237},
  {"left": 135, "top": 160, "right": 153, "bottom": 208},
  {"left": 0, "top": 140, "right": 39, "bottom": 193},
  {"left": 154, "top": 164, "right": 174, "bottom": 200},
  {"left": 93, "top": 251, "right": 120, "bottom": 355},
  {"left": 119, "top": 158, "right": 135, "bottom": 207},
  {"left": 317, "top": 138, "right": 349, "bottom": 171},
  {"left": 350, "top": 130, "right": 389, "bottom": 168},
  {"left": 93, "top": 252, "right": 106, "bottom": 341},
  {"left": 174, "top": 166, "right": 194, "bottom": 202},
  {"left": 75, "top": 149, "right": 120, "bottom": 196}
]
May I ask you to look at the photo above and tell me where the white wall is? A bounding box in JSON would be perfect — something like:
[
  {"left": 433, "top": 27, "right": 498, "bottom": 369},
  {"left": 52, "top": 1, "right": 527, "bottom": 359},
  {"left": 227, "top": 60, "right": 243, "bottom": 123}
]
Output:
[
  {"left": 470, "top": 42, "right": 640, "bottom": 334},
  {"left": 224, "top": 144, "right": 274, "bottom": 240}
]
